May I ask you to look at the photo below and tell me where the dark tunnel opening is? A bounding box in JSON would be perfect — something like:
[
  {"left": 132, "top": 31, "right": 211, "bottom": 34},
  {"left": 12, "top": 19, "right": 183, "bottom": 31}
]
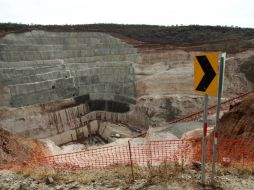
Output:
[
  {"left": 74, "top": 94, "right": 130, "bottom": 113},
  {"left": 88, "top": 100, "right": 130, "bottom": 112}
]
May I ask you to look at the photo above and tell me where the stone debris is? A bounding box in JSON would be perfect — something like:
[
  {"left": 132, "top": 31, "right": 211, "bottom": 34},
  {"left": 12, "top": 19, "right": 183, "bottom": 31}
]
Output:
[
  {"left": 129, "top": 179, "right": 147, "bottom": 190},
  {"left": 1, "top": 167, "right": 254, "bottom": 190},
  {"left": 45, "top": 176, "right": 54, "bottom": 185}
]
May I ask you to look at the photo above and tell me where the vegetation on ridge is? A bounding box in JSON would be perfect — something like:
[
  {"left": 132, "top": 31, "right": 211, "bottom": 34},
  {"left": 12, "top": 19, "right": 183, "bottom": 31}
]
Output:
[{"left": 0, "top": 23, "right": 254, "bottom": 45}]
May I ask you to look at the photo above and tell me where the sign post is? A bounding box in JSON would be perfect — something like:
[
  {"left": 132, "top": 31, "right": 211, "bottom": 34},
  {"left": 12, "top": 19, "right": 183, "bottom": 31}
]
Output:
[
  {"left": 201, "top": 94, "right": 208, "bottom": 184},
  {"left": 211, "top": 53, "right": 226, "bottom": 187},
  {"left": 194, "top": 52, "right": 220, "bottom": 186}
]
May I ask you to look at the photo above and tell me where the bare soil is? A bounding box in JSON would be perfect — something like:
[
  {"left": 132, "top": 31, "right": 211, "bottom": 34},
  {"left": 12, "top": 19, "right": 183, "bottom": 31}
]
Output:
[
  {"left": 0, "top": 128, "right": 49, "bottom": 165},
  {"left": 1, "top": 163, "right": 254, "bottom": 190},
  {"left": 219, "top": 95, "right": 254, "bottom": 139}
]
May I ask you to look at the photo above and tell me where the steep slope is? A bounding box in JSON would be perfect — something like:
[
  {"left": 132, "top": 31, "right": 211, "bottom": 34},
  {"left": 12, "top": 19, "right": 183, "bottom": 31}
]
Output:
[
  {"left": 219, "top": 94, "right": 254, "bottom": 139},
  {"left": 0, "top": 128, "right": 48, "bottom": 165},
  {"left": 0, "top": 31, "right": 137, "bottom": 108}
]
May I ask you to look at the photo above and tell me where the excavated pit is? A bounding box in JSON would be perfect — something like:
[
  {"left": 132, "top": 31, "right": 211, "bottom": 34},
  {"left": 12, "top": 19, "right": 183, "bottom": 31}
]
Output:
[
  {"left": 46, "top": 104, "right": 141, "bottom": 147},
  {"left": 39, "top": 100, "right": 144, "bottom": 154},
  {"left": 53, "top": 120, "right": 138, "bottom": 146},
  {"left": 0, "top": 30, "right": 147, "bottom": 148},
  {"left": 2, "top": 30, "right": 253, "bottom": 158}
]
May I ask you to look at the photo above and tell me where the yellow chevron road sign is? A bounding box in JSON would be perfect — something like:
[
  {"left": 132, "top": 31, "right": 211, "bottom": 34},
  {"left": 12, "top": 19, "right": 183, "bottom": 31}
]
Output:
[{"left": 194, "top": 52, "right": 219, "bottom": 96}]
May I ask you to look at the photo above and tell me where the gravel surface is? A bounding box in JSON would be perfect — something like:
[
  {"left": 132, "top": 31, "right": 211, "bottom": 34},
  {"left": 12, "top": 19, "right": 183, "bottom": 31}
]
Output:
[
  {"left": 1, "top": 164, "right": 254, "bottom": 190},
  {"left": 161, "top": 121, "right": 203, "bottom": 138}
]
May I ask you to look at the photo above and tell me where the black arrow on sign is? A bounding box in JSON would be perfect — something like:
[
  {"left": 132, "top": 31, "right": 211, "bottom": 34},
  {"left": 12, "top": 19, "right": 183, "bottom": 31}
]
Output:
[{"left": 195, "top": 56, "right": 216, "bottom": 92}]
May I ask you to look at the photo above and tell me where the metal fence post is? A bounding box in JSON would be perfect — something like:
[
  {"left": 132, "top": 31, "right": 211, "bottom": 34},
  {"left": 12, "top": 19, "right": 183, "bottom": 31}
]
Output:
[
  {"left": 128, "top": 140, "right": 134, "bottom": 181},
  {"left": 211, "top": 53, "right": 226, "bottom": 187},
  {"left": 201, "top": 94, "right": 208, "bottom": 185}
]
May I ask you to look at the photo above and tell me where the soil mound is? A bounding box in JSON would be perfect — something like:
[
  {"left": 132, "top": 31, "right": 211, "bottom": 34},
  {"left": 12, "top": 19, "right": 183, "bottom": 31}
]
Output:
[
  {"left": 219, "top": 95, "right": 254, "bottom": 139},
  {"left": 0, "top": 128, "right": 48, "bottom": 165}
]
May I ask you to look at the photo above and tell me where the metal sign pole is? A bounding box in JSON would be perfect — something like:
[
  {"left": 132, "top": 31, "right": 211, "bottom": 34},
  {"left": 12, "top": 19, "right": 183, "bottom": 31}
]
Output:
[
  {"left": 201, "top": 94, "right": 208, "bottom": 185},
  {"left": 211, "top": 53, "right": 226, "bottom": 187}
]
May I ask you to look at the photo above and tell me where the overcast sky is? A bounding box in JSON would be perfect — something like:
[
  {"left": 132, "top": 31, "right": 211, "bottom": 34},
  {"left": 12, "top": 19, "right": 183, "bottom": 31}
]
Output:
[{"left": 0, "top": 0, "right": 253, "bottom": 28}]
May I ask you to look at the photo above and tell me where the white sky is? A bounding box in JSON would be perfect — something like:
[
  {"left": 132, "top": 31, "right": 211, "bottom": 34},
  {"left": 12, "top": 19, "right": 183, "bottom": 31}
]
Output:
[{"left": 0, "top": 0, "right": 253, "bottom": 28}]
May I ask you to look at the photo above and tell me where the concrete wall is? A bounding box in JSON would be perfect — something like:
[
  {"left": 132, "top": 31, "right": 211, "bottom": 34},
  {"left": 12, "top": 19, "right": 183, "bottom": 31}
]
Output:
[
  {"left": 0, "top": 103, "right": 149, "bottom": 145},
  {"left": 0, "top": 30, "right": 139, "bottom": 107},
  {"left": 48, "top": 120, "right": 127, "bottom": 145}
]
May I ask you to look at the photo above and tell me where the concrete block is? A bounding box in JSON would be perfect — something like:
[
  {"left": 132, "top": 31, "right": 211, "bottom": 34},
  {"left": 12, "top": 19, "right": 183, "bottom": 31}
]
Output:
[
  {"left": 79, "top": 85, "right": 89, "bottom": 95},
  {"left": 123, "top": 82, "right": 136, "bottom": 96},
  {"left": 90, "top": 75, "right": 99, "bottom": 84},
  {"left": 114, "top": 95, "right": 136, "bottom": 104},
  {"left": 76, "top": 69, "right": 89, "bottom": 77},
  {"left": 95, "top": 84, "right": 105, "bottom": 92},
  {"left": 0, "top": 85, "right": 11, "bottom": 107},
  {"left": 103, "top": 93, "right": 115, "bottom": 101},
  {"left": 80, "top": 126, "right": 89, "bottom": 138},
  {"left": 90, "top": 120, "right": 98, "bottom": 133},
  {"left": 90, "top": 93, "right": 104, "bottom": 100},
  {"left": 49, "top": 130, "right": 77, "bottom": 145},
  {"left": 81, "top": 115, "right": 88, "bottom": 123},
  {"left": 99, "top": 74, "right": 114, "bottom": 83},
  {"left": 0, "top": 30, "right": 138, "bottom": 107},
  {"left": 79, "top": 76, "right": 89, "bottom": 85},
  {"left": 89, "top": 112, "right": 97, "bottom": 121}
]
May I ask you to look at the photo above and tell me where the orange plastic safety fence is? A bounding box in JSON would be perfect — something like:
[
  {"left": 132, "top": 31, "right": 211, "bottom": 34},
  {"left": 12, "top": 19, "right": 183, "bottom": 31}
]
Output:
[
  {"left": 1, "top": 138, "right": 254, "bottom": 170},
  {"left": 215, "top": 138, "right": 254, "bottom": 168},
  {"left": 29, "top": 139, "right": 200, "bottom": 169},
  {"left": 193, "top": 137, "right": 254, "bottom": 169}
]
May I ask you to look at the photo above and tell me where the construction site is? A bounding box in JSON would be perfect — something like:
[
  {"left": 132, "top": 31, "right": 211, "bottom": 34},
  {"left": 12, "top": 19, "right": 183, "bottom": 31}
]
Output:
[{"left": 0, "top": 24, "right": 254, "bottom": 190}]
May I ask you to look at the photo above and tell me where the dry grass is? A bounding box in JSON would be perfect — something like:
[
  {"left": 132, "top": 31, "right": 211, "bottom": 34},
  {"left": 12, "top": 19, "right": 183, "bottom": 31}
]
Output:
[
  {"left": 11, "top": 162, "right": 254, "bottom": 189},
  {"left": 15, "top": 167, "right": 94, "bottom": 185},
  {"left": 134, "top": 161, "right": 185, "bottom": 181},
  {"left": 13, "top": 161, "right": 189, "bottom": 186},
  {"left": 1, "top": 23, "right": 254, "bottom": 45}
]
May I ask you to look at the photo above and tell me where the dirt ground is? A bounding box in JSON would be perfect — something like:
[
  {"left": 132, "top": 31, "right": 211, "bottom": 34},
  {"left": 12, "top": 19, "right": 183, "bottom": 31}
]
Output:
[
  {"left": 0, "top": 128, "right": 49, "bottom": 165},
  {"left": 219, "top": 95, "right": 254, "bottom": 139},
  {"left": 1, "top": 163, "right": 254, "bottom": 190}
]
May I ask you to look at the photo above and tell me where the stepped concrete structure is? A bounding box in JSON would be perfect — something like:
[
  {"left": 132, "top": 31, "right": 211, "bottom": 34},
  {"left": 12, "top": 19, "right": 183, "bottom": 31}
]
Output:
[
  {"left": 0, "top": 102, "right": 149, "bottom": 145},
  {"left": 0, "top": 30, "right": 139, "bottom": 108}
]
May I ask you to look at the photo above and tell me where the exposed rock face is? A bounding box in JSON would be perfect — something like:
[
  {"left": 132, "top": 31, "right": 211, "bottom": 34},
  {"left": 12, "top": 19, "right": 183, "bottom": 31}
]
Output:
[
  {"left": 135, "top": 50, "right": 193, "bottom": 96},
  {"left": 134, "top": 49, "right": 254, "bottom": 123},
  {"left": 240, "top": 55, "right": 254, "bottom": 85},
  {"left": 136, "top": 94, "right": 205, "bottom": 124},
  {"left": 224, "top": 51, "right": 254, "bottom": 95},
  {"left": 135, "top": 49, "right": 254, "bottom": 98},
  {"left": 0, "top": 31, "right": 138, "bottom": 107},
  {"left": 219, "top": 95, "right": 254, "bottom": 139}
]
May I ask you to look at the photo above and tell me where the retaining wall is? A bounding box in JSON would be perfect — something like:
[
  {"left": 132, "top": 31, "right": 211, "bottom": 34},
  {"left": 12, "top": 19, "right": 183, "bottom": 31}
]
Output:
[{"left": 0, "top": 31, "right": 139, "bottom": 107}]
